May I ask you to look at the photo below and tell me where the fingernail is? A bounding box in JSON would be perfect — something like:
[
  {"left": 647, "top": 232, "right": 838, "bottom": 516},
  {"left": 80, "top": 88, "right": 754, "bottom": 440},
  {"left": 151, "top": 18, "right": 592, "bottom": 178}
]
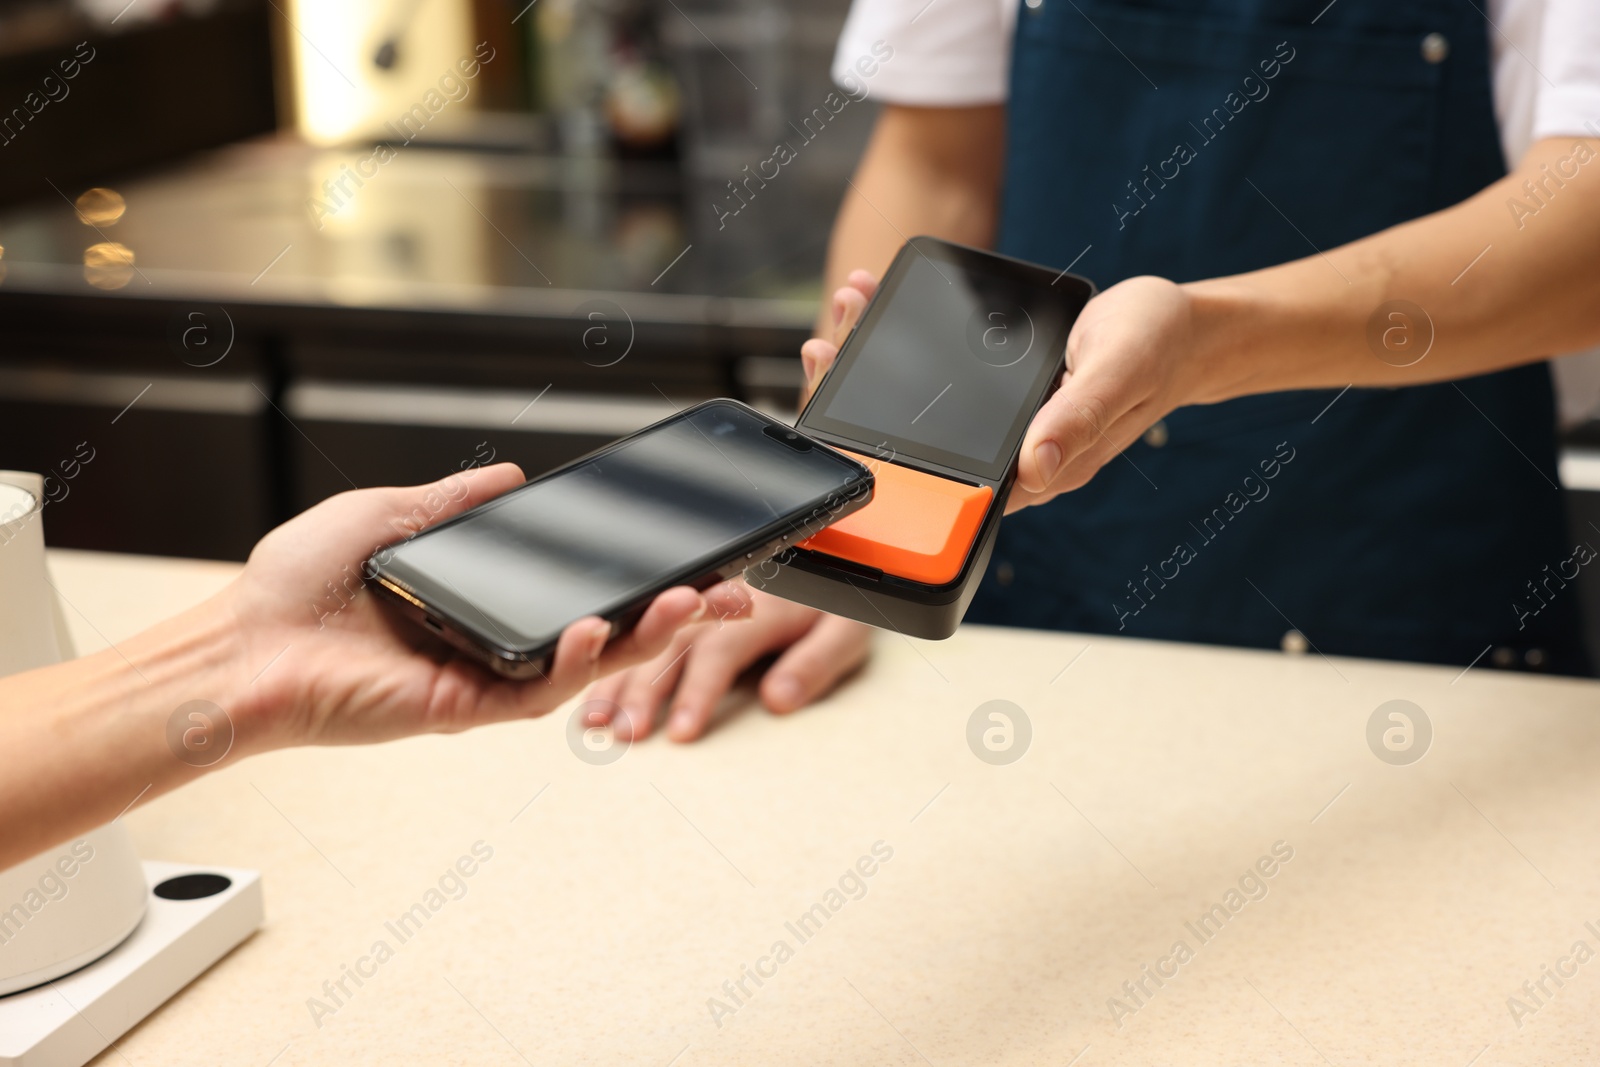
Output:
[
  {"left": 615, "top": 707, "right": 640, "bottom": 740},
  {"left": 833, "top": 301, "right": 844, "bottom": 326},
  {"left": 667, "top": 709, "right": 696, "bottom": 739},
  {"left": 1033, "top": 441, "right": 1062, "bottom": 488},
  {"left": 588, "top": 621, "right": 610, "bottom": 662},
  {"left": 767, "top": 675, "right": 803, "bottom": 711}
]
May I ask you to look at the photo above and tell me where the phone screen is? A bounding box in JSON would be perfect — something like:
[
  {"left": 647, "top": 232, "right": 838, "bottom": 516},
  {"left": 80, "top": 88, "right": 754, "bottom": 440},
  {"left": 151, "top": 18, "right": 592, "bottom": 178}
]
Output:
[
  {"left": 804, "top": 243, "right": 1089, "bottom": 482},
  {"left": 379, "top": 402, "right": 863, "bottom": 649}
]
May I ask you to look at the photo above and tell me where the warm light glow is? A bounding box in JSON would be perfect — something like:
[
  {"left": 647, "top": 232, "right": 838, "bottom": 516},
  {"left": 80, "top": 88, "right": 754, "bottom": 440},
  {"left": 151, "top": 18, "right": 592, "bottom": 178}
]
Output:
[
  {"left": 84, "top": 242, "right": 133, "bottom": 269},
  {"left": 285, "top": 0, "right": 474, "bottom": 145},
  {"left": 309, "top": 154, "right": 490, "bottom": 290},
  {"left": 75, "top": 187, "right": 126, "bottom": 227},
  {"left": 84, "top": 241, "right": 135, "bottom": 289}
]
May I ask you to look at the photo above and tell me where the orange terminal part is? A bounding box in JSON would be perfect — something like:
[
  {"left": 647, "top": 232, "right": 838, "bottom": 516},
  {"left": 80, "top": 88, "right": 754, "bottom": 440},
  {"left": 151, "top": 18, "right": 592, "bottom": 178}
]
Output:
[{"left": 798, "top": 448, "right": 993, "bottom": 586}]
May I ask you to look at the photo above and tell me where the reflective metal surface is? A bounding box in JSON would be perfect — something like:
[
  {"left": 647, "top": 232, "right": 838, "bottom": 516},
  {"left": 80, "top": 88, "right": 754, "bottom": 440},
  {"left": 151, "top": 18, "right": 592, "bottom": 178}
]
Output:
[{"left": 0, "top": 137, "right": 836, "bottom": 325}]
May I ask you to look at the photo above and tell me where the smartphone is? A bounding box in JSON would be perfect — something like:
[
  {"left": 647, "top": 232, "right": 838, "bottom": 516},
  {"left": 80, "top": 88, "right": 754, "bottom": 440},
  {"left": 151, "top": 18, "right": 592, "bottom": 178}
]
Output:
[
  {"left": 370, "top": 399, "right": 873, "bottom": 678},
  {"left": 751, "top": 236, "right": 1095, "bottom": 638}
]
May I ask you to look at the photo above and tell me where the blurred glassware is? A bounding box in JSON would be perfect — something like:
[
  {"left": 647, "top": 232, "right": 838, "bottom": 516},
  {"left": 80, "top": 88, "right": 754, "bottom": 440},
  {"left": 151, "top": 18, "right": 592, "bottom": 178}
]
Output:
[
  {"left": 604, "top": 58, "right": 680, "bottom": 151},
  {"left": 536, "top": 0, "right": 612, "bottom": 155}
]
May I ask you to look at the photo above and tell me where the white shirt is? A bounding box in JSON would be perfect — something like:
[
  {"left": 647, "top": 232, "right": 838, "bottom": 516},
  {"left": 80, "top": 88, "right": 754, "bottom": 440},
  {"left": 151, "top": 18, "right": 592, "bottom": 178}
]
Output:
[
  {"left": 832, "top": 0, "right": 1600, "bottom": 165},
  {"left": 832, "top": 0, "right": 1600, "bottom": 423}
]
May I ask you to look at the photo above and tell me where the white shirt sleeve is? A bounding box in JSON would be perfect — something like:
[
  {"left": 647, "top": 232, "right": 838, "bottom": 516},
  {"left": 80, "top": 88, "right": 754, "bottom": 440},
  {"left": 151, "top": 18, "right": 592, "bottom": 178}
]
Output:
[
  {"left": 833, "top": 0, "right": 1599, "bottom": 151},
  {"left": 830, "top": 0, "right": 1014, "bottom": 105},
  {"left": 1486, "top": 0, "right": 1600, "bottom": 163},
  {"left": 1489, "top": 0, "right": 1600, "bottom": 423}
]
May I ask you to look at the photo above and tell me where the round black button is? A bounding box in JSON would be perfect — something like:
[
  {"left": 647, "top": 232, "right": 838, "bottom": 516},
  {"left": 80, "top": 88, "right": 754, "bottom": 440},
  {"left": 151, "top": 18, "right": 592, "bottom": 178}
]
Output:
[{"left": 153, "top": 873, "right": 232, "bottom": 900}]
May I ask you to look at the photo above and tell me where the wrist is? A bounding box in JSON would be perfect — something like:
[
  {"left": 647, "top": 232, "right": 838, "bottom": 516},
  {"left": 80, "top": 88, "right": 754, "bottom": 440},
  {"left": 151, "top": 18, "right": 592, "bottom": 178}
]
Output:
[
  {"left": 193, "top": 584, "right": 290, "bottom": 759},
  {"left": 117, "top": 588, "right": 264, "bottom": 765},
  {"left": 1179, "top": 275, "right": 1278, "bottom": 405},
  {"left": 0, "top": 590, "right": 257, "bottom": 863}
]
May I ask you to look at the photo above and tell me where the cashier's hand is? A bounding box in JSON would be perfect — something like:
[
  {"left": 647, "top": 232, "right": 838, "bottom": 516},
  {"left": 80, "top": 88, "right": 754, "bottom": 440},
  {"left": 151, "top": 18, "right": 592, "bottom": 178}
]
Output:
[
  {"left": 223, "top": 464, "right": 748, "bottom": 752},
  {"left": 802, "top": 272, "right": 1195, "bottom": 513},
  {"left": 583, "top": 588, "right": 871, "bottom": 741},
  {"left": 799, "top": 270, "right": 880, "bottom": 406},
  {"left": 1010, "top": 276, "right": 1196, "bottom": 509}
]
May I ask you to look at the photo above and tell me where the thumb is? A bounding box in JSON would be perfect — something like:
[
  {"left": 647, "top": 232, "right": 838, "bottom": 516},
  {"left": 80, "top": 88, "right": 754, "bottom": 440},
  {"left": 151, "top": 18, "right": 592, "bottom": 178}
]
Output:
[
  {"left": 240, "top": 462, "right": 528, "bottom": 608},
  {"left": 1014, "top": 376, "right": 1117, "bottom": 495},
  {"left": 378, "top": 463, "right": 526, "bottom": 547}
]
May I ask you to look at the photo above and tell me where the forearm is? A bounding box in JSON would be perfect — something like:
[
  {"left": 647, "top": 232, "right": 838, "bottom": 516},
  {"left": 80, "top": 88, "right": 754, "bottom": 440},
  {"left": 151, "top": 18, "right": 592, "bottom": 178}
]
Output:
[
  {"left": 1184, "top": 137, "right": 1600, "bottom": 403},
  {"left": 818, "top": 104, "right": 1005, "bottom": 333},
  {"left": 0, "top": 596, "right": 250, "bottom": 869}
]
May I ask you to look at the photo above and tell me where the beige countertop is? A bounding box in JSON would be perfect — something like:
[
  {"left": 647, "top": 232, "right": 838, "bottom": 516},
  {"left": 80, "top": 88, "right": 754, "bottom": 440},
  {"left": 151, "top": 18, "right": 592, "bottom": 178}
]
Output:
[{"left": 45, "top": 548, "right": 1600, "bottom": 1066}]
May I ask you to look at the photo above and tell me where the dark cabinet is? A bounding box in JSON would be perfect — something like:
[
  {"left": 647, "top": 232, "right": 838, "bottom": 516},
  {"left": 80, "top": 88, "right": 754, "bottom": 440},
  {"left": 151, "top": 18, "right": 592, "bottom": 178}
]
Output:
[
  {"left": 280, "top": 380, "right": 676, "bottom": 512},
  {"left": 0, "top": 365, "right": 274, "bottom": 560},
  {"left": 0, "top": 293, "right": 808, "bottom": 560}
]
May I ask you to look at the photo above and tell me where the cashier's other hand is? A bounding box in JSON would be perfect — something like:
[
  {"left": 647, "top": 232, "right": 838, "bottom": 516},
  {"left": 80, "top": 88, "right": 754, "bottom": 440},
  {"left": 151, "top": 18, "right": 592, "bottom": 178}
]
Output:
[
  {"left": 1010, "top": 276, "right": 1197, "bottom": 511},
  {"left": 583, "top": 587, "right": 872, "bottom": 742},
  {"left": 799, "top": 270, "right": 879, "bottom": 404},
  {"left": 222, "top": 464, "right": 747, "bottom": 752}
]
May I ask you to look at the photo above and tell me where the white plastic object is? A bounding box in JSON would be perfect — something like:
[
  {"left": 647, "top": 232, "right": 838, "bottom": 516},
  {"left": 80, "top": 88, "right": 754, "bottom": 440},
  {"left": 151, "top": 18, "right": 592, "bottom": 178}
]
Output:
[
  {"left": 0, "top": 862, "right": 263, "bottom": 1067},
  {"left": 0, "top": 471, "right": 150, "bottom": 997}
]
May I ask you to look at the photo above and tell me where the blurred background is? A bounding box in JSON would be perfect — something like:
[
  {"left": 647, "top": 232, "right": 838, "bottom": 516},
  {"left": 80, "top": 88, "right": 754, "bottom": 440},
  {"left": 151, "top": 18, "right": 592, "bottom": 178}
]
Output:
[
  {"left": 0, "top": 0, "right": 866, "bottom": 560},
  {"left": 1, "top": 0, "right": 1597, "bottom": 663}
]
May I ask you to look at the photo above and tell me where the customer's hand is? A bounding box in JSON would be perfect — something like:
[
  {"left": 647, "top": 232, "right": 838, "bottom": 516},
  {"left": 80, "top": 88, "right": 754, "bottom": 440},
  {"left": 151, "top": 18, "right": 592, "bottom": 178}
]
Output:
[
  {"left": 0, "top": 462, "right": 752, "bottom": 868},
  {"left": 222, "top": 463, "right": 748, "bottom": 753}
]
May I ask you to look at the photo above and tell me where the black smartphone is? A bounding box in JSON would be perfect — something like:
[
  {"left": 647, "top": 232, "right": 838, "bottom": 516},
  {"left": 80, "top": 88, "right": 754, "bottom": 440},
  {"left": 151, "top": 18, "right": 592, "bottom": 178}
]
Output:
[
  {"left": 801, "top": 237, "right": 1091, "bottom": 484},
  {"left": 369, "top": 399, "right": 873, "bottom": 678}
]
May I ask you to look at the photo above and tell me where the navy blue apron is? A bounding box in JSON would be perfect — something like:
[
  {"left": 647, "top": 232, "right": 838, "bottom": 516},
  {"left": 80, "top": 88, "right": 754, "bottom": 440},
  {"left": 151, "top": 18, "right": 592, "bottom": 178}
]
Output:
[{"left": 967, "top": 0, "right": 1587, "bottom": 674}]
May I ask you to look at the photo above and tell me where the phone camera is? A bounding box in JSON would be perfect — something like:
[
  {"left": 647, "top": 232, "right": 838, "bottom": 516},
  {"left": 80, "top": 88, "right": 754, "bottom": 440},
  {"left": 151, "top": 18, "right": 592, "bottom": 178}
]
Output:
[{"left": 764, "top": 424, "right": 813, "bottom": 451}]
